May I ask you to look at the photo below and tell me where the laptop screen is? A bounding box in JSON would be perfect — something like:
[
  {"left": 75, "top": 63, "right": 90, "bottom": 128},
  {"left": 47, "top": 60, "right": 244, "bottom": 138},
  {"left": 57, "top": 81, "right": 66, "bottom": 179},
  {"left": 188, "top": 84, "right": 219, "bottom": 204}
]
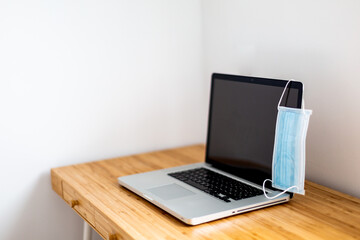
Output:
[{"left": 206, "top": 73, "right": 303, "bottom": 188}]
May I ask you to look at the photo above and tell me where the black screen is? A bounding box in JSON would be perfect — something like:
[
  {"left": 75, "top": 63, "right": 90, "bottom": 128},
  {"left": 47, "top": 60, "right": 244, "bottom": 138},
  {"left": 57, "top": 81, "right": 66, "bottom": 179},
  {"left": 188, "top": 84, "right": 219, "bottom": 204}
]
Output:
[{"left": 206, "top": 74, "right": 302, "bottom": 187}]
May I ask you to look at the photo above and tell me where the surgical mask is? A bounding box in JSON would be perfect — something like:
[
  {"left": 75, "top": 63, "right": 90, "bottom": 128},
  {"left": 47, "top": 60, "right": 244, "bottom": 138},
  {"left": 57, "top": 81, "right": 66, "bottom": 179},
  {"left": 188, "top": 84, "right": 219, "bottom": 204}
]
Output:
[{"left": 263, "top": 81, "right": 312, "bottom": 199}]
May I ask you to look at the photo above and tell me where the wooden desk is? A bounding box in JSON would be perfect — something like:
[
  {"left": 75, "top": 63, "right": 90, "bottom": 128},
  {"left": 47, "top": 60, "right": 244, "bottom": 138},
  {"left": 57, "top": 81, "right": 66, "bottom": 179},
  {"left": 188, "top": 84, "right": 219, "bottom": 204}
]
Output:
[{"left": 51, "top": 145, "right": 360, "bottom": 240}]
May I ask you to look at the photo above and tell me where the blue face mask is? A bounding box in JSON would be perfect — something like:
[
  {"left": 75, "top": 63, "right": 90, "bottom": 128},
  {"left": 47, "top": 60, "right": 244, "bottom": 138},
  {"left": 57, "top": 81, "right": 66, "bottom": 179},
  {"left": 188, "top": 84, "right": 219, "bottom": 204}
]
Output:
[{"left": 263, "top": 81, "right": 312, "bottom": 199}]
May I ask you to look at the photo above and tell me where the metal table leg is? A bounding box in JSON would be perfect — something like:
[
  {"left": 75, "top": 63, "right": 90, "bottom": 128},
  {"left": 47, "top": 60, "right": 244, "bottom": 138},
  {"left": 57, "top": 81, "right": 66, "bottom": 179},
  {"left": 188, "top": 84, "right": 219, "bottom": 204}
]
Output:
[{"left": 83, "top": 221, "right": 92, "bottom": 240}]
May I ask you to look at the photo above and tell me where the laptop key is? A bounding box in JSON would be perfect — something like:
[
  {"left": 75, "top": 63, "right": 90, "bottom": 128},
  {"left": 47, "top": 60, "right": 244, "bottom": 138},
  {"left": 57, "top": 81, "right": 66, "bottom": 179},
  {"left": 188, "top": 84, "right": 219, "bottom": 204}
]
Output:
[{"left": 183, "top": 179, "right": 207, "bottom": 191}]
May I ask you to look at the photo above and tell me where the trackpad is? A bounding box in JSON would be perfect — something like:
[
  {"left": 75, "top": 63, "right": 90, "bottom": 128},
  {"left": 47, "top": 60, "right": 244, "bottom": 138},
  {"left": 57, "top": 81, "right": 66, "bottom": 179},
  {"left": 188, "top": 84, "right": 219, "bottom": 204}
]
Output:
[{"left": 148, "top": 183, "right": 196, "bottom": 200}]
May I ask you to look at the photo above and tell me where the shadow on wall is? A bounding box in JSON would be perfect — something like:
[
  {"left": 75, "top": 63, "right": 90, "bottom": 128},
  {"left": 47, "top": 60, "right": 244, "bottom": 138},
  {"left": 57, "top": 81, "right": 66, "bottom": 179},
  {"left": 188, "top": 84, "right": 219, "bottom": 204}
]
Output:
[{"left": 5, "top": 172, "right": 83, "bottom": 240}]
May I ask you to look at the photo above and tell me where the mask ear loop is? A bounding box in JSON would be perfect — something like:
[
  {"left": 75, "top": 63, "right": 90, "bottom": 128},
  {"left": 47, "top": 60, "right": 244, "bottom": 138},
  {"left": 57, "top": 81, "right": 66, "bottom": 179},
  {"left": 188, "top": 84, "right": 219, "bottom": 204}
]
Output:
[
  {"left": 263, "top": 179, "right": 299, "bottom": 199},
  {"left": 277, "top": 80, "right": 291, "bottom": 108},
  {"left": 279, "top": 80, "right": 306, "bottom": 113},
  {"left": 301, "top": 84, "right": 305, "bottom": 114}
]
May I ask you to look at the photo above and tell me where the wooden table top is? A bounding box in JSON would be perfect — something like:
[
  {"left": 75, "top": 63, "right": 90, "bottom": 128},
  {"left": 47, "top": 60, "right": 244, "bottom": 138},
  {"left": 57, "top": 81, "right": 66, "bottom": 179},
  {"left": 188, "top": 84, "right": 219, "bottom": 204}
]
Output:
[{"left": 51, "top": 144, "right": 360, "bottom": 240}]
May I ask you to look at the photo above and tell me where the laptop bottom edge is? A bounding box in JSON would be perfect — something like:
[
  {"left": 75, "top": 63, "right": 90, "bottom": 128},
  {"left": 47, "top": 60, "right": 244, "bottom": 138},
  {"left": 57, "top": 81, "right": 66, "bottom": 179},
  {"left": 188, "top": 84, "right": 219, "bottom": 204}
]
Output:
[{"left": 119, "top": 180, "right": 289, "bottom": 225}]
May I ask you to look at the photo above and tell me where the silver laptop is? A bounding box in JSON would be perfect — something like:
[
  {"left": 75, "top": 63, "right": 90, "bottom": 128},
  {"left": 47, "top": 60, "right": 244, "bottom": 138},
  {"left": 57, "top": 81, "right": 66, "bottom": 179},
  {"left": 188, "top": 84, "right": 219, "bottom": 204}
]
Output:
[{"left": 118, "top": 73, "right": 303, "bottom": 225}]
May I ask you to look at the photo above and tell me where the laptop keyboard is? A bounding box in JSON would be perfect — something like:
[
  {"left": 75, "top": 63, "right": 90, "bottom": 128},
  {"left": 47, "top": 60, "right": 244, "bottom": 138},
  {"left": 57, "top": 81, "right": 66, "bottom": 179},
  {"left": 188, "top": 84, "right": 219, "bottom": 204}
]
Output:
[{"left": 168, "top": 168, "right": 263, "bottom": 202}]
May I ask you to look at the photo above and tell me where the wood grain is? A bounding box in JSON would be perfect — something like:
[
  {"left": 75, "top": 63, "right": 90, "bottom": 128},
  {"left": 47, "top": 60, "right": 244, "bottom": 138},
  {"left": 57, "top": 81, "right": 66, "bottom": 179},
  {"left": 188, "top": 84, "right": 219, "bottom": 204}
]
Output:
[{"left": 51, "top": 144, "right": 360, "bottom": 240}]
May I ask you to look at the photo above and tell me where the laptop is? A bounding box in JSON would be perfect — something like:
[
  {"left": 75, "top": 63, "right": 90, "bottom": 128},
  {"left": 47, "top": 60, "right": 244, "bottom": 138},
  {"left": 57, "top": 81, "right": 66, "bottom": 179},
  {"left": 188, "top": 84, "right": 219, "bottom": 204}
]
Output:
[{"left": 118, "top": 73, "right": 303, "bottom": 225}]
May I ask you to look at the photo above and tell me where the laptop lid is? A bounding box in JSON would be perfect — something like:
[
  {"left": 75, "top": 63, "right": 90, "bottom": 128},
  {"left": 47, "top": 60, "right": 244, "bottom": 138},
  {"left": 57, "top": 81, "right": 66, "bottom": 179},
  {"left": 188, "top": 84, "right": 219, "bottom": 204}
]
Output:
[{"left": 205, "top": 73, "right": 303, "bottom": 189}]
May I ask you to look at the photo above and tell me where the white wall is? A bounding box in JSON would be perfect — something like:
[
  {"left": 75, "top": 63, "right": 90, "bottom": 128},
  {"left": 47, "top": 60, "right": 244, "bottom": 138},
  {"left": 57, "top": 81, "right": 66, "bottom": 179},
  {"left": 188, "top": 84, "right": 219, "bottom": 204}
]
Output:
[
  {"left": 202, "top": 0, "right": 360, "bottom": 197},
  {"left": 0, "top": 1, "right": 205, "bottom": 239}
]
